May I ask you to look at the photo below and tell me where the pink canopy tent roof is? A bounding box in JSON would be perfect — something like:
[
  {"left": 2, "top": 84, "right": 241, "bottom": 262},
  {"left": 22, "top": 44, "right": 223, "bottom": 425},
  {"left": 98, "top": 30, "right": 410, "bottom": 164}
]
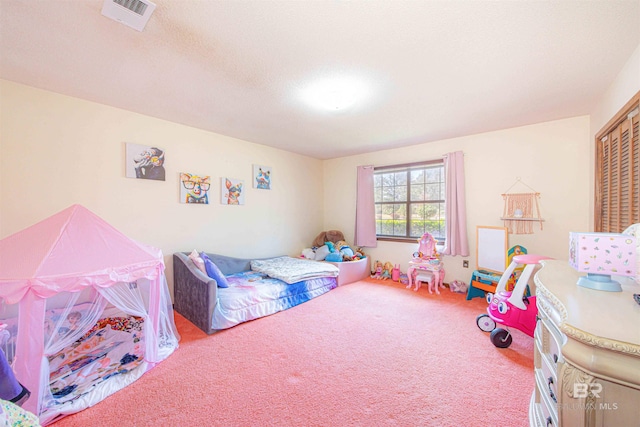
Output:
[{"left": 0, "top": 204, "right": 164, "bottom": 304}]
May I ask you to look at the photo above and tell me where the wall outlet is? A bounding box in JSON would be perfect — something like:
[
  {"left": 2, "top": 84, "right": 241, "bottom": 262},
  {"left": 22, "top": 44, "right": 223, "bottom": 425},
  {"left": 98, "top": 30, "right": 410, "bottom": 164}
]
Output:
[{"left": 463, "top": 260, "right": 469, "bottom": 268}]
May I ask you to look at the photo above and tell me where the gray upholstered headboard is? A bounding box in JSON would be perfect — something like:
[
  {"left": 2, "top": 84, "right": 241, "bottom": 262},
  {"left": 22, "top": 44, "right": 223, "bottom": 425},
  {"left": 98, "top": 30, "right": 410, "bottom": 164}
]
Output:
[
  {"left": 194, "top": 252, "right": 254, "bottom": 275},
  {"left": 172, "top": 252, "right": 284, "bottom": 334}
]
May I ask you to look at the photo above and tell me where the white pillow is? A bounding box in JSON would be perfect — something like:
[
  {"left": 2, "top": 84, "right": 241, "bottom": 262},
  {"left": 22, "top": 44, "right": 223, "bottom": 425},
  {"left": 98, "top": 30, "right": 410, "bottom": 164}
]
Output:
[
  {"left": 188, "top": 249, "right": 207, "bottom": 274},
  {"left": 315, "top": 244, "right": 330, "bottom": 261}
]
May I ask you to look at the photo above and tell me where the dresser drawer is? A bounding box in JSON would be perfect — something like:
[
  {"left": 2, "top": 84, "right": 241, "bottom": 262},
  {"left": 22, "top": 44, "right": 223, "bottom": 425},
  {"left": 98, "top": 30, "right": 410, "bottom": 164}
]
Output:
[
  {"left": 534, "top": 320, "right": 543, "bottom": 350},
  {"left": 535, "top": 369, "right": 558, "bottom": 427},
  {"left": 531, "top": 402, "right": 547, "bottom": 427},
  {"left": 540, "top": 355, "right": 558, "bottom": 404},
  {"left": 539, "top": 317, "right": 563, "bottom": 365},
  {"left": 544, "top": 318, "right": 563, "bottom": 363},
  {"left": 540, "top": 402, "right": 557, "bottom": 427}
]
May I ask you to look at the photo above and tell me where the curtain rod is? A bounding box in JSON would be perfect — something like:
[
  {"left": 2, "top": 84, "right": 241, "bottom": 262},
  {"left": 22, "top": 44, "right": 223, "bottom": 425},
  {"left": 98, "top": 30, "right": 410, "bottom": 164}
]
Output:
[{"left": 374, "top": 158, "right": 442, "bottom": 170}]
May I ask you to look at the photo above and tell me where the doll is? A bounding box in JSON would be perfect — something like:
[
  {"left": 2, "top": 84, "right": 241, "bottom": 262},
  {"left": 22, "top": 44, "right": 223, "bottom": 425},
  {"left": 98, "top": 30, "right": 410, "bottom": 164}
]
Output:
[
  {"left": 381, "top": 262, "right": 394, "bottom": 280},
  {"left": 371, "top": 260, "right": 384, "bottom": 279}
]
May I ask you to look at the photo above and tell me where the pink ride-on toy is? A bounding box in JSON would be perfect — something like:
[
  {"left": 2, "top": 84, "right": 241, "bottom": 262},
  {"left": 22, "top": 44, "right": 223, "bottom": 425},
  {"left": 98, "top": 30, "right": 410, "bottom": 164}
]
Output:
[{"left": 476, "top": 254, "right": 551, "bottom": 348}]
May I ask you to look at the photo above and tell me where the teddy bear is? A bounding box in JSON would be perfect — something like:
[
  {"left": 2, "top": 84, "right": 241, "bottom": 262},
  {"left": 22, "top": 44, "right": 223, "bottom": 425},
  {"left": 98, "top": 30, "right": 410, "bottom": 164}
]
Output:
[{"left": 312, "top": 230, "right": 345, "bottom": 248}]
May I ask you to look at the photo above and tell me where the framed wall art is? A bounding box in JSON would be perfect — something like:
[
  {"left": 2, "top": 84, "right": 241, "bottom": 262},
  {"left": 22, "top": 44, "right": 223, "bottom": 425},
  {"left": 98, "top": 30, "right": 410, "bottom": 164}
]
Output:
[
  {"left": 221, "top": 177, "right": 245, "bottom": 205},
  {"left": 253, "top": 165, "right": 272, "bottom": 190},
  {"left": 180, "top": 173, "right": 211, "bottom": 204},
  {"left": 125, "top": 143, "right": 166, "bottom": 181}
]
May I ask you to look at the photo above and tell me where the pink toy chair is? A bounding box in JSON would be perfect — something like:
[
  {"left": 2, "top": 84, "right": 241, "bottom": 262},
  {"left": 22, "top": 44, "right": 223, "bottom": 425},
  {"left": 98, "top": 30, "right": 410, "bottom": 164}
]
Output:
[
  {"left": 416, "top": 271, "right": 436, "bottom": 293},
  {"left": 407, "top": 270, "right": 434, "bottom": 292}
]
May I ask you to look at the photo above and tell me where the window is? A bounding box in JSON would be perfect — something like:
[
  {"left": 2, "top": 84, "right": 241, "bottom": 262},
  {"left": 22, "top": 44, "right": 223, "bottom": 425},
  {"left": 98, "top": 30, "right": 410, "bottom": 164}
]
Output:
[
  {"left": 595, "top": 92, "right": 640, "bottom": 233},
  {"left": 374, "top": 160, "right": 445, "bottom": 242}
]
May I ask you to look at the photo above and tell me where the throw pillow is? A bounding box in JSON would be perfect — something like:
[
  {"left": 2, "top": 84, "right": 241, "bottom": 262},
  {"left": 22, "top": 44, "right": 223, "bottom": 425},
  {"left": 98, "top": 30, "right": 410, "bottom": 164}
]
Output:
[
  {"left": 188, "top": 250, "right": 207, "bottom": 274},
  {"left": 200, "top": 252, "right": 230, "bottom": 288}
]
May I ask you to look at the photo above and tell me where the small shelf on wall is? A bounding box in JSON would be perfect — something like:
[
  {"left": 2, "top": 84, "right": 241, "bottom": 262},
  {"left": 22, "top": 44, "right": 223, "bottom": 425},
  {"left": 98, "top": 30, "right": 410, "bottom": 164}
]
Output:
[
  {"left": 501, "top": 216, "right": 545, "bottom": 234},
  {"left": 501, "top": 178, "right": 544, "bottom": 234},
  {"left": 500, "top": 217, "right": 545, "bottom": 221}
]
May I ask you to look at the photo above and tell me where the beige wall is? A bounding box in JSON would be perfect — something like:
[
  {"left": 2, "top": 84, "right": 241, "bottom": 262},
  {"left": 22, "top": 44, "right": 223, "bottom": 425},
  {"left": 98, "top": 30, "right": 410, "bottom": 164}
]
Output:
[
  {"left": 324, "top": 41, "right": 640, "bottom": 286},
  {"left": 1, "top": 40, "right": 637, "bottom": 295},
  {"left": 0, "top": 80, "right": 325, "bottom": 295},
  {"left": 590, "top": 43, "right": 640, "bottom": 137},
  {"left": 323, "top": 116, "right": 591, "bottom": 285}
]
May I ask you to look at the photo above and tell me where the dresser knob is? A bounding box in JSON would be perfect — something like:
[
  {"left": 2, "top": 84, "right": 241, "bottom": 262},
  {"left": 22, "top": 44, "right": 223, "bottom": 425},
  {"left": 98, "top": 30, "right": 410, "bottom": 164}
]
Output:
[
  {"left": 546, "top": 416, "right": 553, "bottom": 427},
  {"left": 553, "top": 353, "right": 558, "bottom": 363}
]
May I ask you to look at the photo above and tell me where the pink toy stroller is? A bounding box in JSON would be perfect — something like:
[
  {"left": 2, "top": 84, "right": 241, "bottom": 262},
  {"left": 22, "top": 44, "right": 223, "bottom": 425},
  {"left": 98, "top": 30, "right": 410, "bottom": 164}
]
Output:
[{"left": 475, "top": 254, "right": 551, "bottom": 348}]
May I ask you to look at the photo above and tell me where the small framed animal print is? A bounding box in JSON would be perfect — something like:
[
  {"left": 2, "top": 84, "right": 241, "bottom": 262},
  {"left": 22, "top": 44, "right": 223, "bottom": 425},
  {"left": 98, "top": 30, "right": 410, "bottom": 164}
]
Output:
[
  {"left": 253, "top": 165, "right": 272, "bottom": 190},
  {"left": 180, "top": 173, "right": 211, "bottom": 204},
  {"left": 125, "top": 143, "right": 166, "bottom": 181},
  {"left": 221, "top": 177, "right": 245, "bottom": 205}
]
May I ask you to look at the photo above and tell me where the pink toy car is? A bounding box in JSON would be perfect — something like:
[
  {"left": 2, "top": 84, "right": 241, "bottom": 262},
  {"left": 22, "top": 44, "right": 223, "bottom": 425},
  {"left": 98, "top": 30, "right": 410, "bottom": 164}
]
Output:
[{"left": 476, "top": 254, "right": 551, "bottom": 348}]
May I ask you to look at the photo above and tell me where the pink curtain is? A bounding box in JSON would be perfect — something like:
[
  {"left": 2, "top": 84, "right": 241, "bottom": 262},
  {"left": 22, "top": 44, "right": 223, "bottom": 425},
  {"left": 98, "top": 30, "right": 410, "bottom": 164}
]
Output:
[
  {"left": 355, "top": 165, "right": 377, "bottom": 247},
  {"left": 442, "top": 151, "right": 469, "bottom": 256}
]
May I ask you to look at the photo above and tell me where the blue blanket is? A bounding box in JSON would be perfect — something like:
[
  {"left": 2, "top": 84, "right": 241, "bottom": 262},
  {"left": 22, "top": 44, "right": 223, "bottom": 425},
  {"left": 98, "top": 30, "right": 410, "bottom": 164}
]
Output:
[{"left": 211, "top": 271, "right": 337, "bottom": 330}]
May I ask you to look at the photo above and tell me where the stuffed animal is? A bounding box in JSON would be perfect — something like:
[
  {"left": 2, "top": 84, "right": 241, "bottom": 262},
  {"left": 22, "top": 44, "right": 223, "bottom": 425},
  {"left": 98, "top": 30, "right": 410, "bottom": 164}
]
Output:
[
  {"left": 312, "top": 230, "right": 345, "bottom": 248},
  {"left": 309, "top": 235, "right": 366, "bottom": 262},
  {"left": 324, "top": 241, "right": 343, "bottom": 262},
  {"left": 336, "top": 240, "right": 355, "bottom": 260},
  {"left": 351, "top": 247, "right": 366, "bottom": 261},
  {"left": 314, "top": 245, "right": 330, "bottom": 260},
  {"left": 301, "top": 248, "right": 316, "bottom": 259}
]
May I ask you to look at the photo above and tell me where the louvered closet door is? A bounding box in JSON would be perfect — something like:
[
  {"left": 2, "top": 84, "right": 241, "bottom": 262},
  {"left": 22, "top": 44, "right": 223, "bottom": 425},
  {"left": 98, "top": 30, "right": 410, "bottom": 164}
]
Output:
[{"left": 596, "top": 92, "right": 640, "bottom": 233}]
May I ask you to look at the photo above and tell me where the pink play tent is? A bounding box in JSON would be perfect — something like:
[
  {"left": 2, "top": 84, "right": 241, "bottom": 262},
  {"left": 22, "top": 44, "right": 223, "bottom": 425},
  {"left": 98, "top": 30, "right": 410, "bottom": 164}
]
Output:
[{"left": 0, "top": 205, "right": 179, "bottom": 425}]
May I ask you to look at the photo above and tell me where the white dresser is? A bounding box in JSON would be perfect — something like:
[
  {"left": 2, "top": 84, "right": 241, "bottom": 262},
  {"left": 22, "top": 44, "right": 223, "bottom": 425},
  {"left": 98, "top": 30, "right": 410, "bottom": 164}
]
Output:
[{"left": 530, "top": 260, "right": 640, "bottom": 427}]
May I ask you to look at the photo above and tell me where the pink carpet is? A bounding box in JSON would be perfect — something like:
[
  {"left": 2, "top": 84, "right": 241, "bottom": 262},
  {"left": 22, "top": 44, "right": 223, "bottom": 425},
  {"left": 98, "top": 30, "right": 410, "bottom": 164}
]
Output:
[{"left": 51, "top": 279, "right": 534, "bottom": 426}]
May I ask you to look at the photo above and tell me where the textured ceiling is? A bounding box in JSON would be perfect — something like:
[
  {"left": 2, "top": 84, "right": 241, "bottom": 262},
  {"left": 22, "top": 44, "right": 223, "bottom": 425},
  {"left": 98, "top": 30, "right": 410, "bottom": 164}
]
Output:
[{"left": 1, "top": 0, "right": 639, "bottom": 159}]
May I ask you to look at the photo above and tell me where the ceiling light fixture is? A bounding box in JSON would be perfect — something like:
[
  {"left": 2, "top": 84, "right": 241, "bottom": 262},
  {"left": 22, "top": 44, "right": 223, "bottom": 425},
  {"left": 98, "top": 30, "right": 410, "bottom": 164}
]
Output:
[{"left": 301, "top": 76, "right": 368, "bottom": 111}]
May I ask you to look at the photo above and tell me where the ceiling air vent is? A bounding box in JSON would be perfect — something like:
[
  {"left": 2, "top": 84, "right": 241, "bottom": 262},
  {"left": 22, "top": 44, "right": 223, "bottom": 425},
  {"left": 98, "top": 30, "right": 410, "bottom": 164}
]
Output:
[{"left": 101, "top": 0, "right": 156, "bottom": 32}]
